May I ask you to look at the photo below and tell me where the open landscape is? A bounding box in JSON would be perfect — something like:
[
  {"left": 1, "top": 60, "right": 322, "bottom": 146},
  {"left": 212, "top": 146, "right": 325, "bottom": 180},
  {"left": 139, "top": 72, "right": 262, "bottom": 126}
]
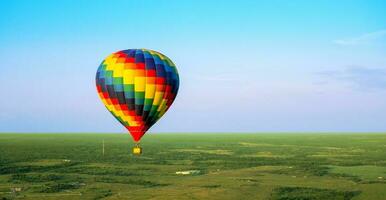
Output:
[
  {"left": 2, "top": 0, "right": 386, "bottom": 199},
  {"left": 0, "top": 133, "right": 385, "bottom": 200}
]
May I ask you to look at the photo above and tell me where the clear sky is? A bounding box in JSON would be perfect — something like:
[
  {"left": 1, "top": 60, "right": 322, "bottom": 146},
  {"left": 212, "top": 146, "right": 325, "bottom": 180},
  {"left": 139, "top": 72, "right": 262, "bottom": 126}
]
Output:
[{"left": 1, "top": 0, "right": 386, "bottom": 133}]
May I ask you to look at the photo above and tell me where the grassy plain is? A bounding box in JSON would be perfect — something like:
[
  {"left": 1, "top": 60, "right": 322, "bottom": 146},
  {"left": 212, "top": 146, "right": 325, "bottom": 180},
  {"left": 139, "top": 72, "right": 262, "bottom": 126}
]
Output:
[{"left": 0, "top": 133, "right": 385, "bottom": 200}]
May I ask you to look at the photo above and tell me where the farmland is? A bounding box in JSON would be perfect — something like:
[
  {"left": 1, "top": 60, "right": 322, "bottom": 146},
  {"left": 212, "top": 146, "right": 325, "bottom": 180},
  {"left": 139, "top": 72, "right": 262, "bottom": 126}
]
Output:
[{"left": 0, "top": 133, "right": 385, "bottom": 199}]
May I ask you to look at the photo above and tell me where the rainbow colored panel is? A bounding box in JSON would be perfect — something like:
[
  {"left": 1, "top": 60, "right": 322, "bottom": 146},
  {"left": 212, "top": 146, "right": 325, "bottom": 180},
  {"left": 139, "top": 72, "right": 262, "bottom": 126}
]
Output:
[{"left": 96, "top": 49, "right": 179, "bottom": 142}]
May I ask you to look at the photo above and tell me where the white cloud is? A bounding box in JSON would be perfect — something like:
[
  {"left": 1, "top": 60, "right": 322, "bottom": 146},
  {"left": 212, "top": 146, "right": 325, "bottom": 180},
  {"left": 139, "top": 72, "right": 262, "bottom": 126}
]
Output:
[
  {"left": 318, "top": 66, "right": 386, "bottom": 91},
  {"left": 333, "top": 29, "right": 386, "bottom": 45}
]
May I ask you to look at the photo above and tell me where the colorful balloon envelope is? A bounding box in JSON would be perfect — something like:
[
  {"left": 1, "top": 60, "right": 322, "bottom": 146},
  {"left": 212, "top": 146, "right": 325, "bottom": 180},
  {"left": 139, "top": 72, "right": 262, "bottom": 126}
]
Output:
[{"left": 96, "top": 49, "right": 179, "bottom": 145}]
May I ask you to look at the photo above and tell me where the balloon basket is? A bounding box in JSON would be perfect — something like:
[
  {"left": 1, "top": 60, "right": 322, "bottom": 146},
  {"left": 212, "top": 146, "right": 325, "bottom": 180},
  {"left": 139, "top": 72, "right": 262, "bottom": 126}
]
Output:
[{"left": 132, "top": 144, "right": 142, "bottom": 155}]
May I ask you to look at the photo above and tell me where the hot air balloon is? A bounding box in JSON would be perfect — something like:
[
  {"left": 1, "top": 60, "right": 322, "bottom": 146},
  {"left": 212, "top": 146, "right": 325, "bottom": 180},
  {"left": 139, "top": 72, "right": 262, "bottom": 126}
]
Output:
[{"left": 96, "top": 49, "right": 179, "bottom": 155}]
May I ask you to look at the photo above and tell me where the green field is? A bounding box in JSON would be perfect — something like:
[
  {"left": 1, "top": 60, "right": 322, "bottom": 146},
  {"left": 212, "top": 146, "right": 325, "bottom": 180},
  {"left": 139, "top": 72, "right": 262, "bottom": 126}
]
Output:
[{"left": 0, "top": 133, "right": 385, "bottom": 200}]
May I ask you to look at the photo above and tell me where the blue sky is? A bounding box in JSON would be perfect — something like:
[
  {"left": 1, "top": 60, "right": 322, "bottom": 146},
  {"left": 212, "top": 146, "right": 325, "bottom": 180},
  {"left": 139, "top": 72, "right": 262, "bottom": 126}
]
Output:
[{"left": 1, "top": 0, "right": 386, "bottom": 133}]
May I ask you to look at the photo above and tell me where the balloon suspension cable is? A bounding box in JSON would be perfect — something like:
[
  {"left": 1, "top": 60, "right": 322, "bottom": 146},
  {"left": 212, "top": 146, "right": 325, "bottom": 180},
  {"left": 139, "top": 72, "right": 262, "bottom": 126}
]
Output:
[{"left": 132, "top": 142, "right": 142, "bottom": 155}]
